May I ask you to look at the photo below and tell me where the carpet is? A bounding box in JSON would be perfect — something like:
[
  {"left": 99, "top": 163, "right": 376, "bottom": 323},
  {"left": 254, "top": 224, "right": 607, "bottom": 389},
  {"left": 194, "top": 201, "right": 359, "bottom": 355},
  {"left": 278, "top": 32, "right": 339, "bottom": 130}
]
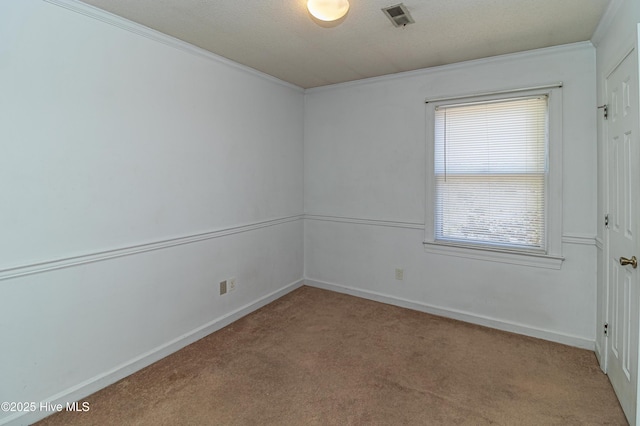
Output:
[{"left": 37, "top": 286, "right": 627, "bottom": 425}]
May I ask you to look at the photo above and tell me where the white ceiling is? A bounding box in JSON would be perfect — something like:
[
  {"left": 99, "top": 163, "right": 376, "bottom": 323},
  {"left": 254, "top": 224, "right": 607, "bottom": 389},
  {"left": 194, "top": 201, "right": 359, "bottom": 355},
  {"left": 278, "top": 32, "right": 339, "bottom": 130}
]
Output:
[{"left": 79, "top": 0, "right": 610, "bottom": 89}]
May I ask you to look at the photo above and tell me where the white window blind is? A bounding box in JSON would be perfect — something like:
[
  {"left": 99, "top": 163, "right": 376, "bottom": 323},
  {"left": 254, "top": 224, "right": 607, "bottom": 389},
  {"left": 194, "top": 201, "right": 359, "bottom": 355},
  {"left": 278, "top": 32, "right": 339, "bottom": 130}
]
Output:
[{"left": 434, "top": 96, "right": 548, "bottom": 251}]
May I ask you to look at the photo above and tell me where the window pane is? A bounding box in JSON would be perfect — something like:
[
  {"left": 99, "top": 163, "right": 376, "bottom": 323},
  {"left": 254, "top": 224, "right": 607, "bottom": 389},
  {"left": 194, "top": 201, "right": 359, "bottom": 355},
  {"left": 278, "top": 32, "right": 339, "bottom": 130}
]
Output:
[
  {"left": 434, "top": 96, "right": 548, "bottom": 251},
  {"left": 435, "top": 175, "right": 545, "bottom": 248}
]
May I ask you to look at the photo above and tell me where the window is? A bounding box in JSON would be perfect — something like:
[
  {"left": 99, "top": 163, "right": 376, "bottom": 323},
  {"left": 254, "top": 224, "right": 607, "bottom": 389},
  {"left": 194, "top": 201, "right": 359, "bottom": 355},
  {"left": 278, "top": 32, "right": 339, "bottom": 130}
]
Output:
[
  {"left": 435, "top": 96, "right": 547, "bottom": 250},
  {"left": 424, "top": 87, "right": 564, "bottom": 269}
]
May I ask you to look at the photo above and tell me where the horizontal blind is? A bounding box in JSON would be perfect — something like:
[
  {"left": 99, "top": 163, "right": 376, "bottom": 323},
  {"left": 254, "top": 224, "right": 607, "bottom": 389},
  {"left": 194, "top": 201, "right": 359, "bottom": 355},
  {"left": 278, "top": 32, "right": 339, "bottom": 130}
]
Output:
[{"left": 434, "top": 96, "right": 548, "bottom": 250}]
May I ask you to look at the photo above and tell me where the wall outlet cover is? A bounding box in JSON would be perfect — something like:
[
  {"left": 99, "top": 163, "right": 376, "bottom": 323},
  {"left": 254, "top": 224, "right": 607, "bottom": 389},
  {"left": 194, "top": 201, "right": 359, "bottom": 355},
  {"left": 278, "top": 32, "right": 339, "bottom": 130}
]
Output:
[{"left": 395, "top": 268, "right": 404, "bottom": 280}]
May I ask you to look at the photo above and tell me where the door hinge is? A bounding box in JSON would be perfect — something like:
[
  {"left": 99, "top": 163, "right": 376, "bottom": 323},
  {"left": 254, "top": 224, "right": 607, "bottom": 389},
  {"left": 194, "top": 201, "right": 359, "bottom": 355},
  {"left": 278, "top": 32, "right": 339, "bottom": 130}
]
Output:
[
  {"left": 604, "top": 322, "right": 609, "bottom": 336},
  {"left": 605, "top": 214, "right": 609, "bottom": 229},
  {"left": 598, "top": 104, "right": 608, "bottom": 120}
]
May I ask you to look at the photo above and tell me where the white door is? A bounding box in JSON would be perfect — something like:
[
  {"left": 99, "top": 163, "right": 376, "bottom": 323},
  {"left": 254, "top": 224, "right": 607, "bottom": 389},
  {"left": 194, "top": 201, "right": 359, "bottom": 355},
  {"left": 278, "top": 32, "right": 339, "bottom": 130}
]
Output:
[{"left": 606, "top": 46, "right": 640, "bottom": 425}]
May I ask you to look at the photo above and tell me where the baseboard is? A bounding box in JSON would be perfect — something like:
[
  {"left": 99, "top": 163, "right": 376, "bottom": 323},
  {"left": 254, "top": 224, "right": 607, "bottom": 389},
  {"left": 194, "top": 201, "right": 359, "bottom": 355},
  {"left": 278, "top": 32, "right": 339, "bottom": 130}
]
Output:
[
  {"left": 305, "top": 278, "right": 595, "bottom": 351},
  {"left": 2, "top": 279, "right": 304, "bottom": 426},
  {"left": 595, "top": 340, "right": 607, "bottom": 373}
]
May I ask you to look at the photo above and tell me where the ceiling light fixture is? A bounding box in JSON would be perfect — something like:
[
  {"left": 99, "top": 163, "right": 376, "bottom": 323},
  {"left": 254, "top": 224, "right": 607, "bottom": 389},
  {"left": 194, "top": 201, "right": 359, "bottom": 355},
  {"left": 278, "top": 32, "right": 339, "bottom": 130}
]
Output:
[{"left": 307, "top": 0, "right": 349, "bottom": 22}]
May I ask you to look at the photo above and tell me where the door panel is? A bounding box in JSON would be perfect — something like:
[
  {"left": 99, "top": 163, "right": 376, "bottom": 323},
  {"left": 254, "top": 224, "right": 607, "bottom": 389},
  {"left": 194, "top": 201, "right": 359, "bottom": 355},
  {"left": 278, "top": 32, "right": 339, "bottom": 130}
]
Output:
[{"left": 606, "top": 47, "right": 639, "bottom": 425}]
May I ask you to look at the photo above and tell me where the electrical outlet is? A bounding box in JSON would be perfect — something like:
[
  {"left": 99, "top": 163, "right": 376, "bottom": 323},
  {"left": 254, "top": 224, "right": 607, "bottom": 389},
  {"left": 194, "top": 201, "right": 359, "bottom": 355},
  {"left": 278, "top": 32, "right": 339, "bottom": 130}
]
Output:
[
  {"left": 395, "top": 268, "right": 404, "bottom": 281},
  {"left": 229, "top": 277, "right": 236, "bottom": 292},
  {"left": 219, "top": 280, "right": 227, "bottom": 295}
]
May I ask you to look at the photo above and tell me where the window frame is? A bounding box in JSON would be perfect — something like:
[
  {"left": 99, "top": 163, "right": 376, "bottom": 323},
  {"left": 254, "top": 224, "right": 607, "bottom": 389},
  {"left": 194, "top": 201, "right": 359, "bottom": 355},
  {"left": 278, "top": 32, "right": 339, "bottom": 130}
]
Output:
[{"left": 424, "top": 86, "right": 564, "bottom": 269}]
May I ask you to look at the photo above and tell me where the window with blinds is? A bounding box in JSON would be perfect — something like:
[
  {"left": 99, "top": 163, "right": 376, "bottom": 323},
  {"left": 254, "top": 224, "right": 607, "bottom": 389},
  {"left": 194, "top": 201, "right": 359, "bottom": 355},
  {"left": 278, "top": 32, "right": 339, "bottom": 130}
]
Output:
[{"left": 434, "top": 96, "right": 548, "bottom": 251}]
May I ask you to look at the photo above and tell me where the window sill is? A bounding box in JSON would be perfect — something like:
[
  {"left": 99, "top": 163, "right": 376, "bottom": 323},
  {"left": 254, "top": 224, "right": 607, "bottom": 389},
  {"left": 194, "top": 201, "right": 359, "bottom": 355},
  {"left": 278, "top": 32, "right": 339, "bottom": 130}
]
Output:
[{"left": 422, "top": 241, "right": 564, "bottom": 269}]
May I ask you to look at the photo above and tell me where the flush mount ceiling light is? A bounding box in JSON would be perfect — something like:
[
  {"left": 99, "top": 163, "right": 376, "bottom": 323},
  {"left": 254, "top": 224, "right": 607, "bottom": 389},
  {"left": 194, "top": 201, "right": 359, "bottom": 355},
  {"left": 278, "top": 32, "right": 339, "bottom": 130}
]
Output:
[{"left": 307, "top": 0, "right": 350, "bottom": 22}]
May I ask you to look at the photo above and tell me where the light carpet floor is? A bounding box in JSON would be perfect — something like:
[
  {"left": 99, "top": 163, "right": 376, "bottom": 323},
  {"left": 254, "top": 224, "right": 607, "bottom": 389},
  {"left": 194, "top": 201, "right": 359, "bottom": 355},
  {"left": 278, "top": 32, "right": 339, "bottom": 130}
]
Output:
[{"left": 38, "top": 286, "right": 627, "bottom": 425}]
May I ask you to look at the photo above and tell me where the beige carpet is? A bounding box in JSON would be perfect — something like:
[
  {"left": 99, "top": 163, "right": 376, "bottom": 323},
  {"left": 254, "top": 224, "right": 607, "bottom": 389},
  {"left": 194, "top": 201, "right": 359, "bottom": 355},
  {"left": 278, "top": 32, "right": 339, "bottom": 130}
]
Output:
[{"left": 38, "top": 286, "right": 626, "bottom": 425}]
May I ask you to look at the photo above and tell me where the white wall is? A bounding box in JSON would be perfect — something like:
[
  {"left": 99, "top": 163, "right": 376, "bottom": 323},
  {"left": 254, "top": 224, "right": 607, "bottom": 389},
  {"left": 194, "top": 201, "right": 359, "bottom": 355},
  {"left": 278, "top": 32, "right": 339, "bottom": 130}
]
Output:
[
  {"left": 0, "top": 1, "right": 608, "bottom": 424},
  {"left": 0, "top": 1, "right": 304, "bottom": 424},
  {"left": 593, "top": 0, "right": 640, "bottom": 366},
  {"left": 304, "top": 43, "right": 598, "bottom": 348}
]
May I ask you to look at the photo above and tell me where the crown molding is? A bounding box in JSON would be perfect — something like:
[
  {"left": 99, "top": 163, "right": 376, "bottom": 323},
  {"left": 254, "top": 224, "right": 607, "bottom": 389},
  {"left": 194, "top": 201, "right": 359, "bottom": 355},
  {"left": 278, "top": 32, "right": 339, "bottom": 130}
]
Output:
[
  {"left": 42, "top": 0, "right": 303, "bottom": 92},
  {"left": 590, "top": 0, "right": 625, "bottom": 47},
  {"left": 305, "top": 42, "right": 594, "bottom": 94}
]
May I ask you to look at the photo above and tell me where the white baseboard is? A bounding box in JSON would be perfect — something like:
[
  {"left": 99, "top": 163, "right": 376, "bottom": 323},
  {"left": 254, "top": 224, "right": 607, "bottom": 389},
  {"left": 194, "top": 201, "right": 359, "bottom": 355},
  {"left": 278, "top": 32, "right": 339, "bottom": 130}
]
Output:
[
  {"left": 305, "top": 278, "right": 595, "bottom": 351},
  {"left": 595, "top": 340, "right": 607, "bottom": 373},
  {"left": 2, "top": 279, "right": 304, "bottom": 426}
]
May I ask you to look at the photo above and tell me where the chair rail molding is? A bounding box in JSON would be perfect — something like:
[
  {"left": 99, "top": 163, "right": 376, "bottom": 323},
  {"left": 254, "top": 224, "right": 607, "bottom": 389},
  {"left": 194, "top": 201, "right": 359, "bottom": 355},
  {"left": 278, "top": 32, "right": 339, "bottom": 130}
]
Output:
[{"left": 0, "top": 215, "right": 303, "bottom": 282}]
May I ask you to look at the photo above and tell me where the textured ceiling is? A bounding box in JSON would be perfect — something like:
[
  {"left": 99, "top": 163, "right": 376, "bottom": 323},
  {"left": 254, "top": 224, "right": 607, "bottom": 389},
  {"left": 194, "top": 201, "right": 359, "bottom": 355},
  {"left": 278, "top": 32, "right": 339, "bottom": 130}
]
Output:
[{"left": 79, "top": 0, "right": 610, "bottom": 89}]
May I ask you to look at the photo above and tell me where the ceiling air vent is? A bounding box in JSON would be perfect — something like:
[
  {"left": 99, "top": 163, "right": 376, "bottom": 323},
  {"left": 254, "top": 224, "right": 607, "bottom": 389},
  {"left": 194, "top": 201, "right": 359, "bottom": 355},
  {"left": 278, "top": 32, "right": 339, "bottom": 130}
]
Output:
[{"left": 382, "top": 3, "right": 414, "bottom": 27}]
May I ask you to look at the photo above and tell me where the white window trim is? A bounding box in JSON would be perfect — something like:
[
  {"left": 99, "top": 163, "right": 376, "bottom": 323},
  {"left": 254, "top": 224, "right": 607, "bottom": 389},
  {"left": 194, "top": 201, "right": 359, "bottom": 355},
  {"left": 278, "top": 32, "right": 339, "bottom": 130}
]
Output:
[{"left": 424, "top": 86, "right": 564, "bottom": 269}]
